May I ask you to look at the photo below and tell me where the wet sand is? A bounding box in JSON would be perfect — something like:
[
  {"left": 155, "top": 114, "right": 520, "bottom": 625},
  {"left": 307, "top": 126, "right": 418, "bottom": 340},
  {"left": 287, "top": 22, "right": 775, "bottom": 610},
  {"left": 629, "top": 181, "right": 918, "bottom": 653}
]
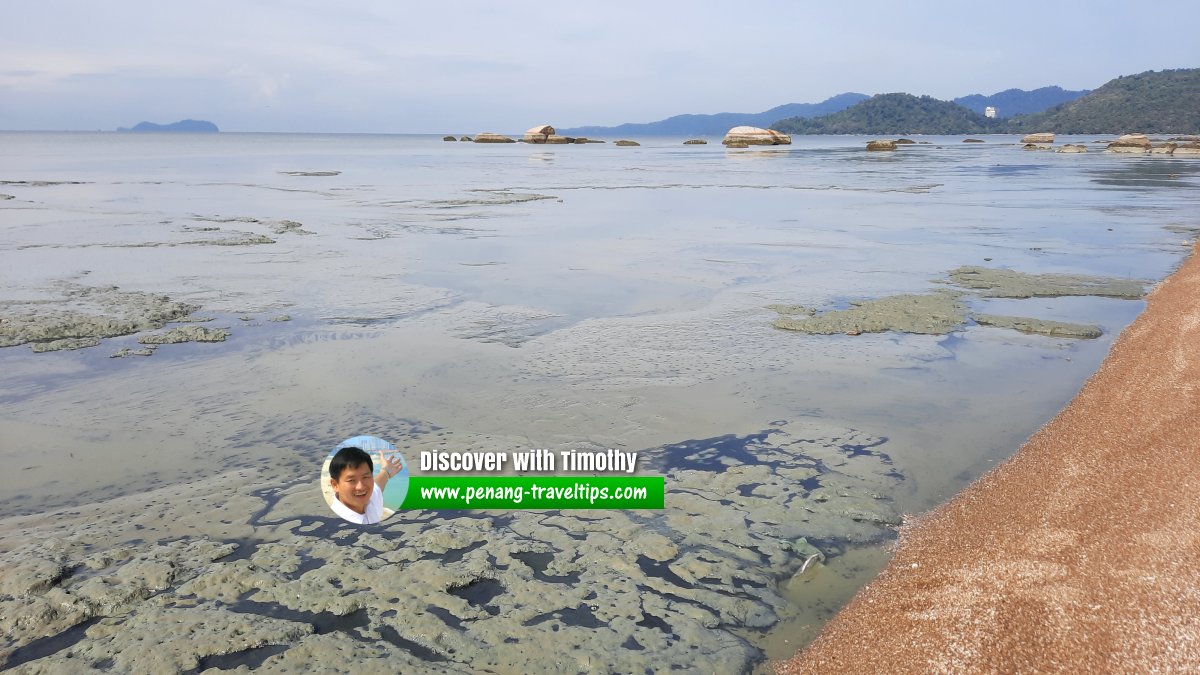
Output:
[{"left": 779, "top": 245, "right": 1200, "bottom": 673}]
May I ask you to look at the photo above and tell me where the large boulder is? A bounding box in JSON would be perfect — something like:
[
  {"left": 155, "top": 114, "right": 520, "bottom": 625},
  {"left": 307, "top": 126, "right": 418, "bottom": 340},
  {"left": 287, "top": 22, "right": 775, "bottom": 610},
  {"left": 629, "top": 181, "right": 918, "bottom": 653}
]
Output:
[
  {"left": 683, "top": 139, "right": 707, "bottom": 145},
  {"left": 1021, "top": 132, "right": 1055, "bottom": 144},
  {"left": 866, "top": 140, "right": 897, "bottom": 151},
  {"left": 615, "top": 140, "right": 640, "bottom": 147},
  {"left": 1150, "top": 143, "right": 1178, "bottom": 155},
  {"left": 1173, "top": 142, "right": 1200, "bottom": 156},
  {"left": 1107, "top": 133, "right": 1151, "bottom": 153},
  {"left": 895, "top": 138, "right": 916, "bottom": 145},
  {"left": 523, "top": 125, "right": 556, "bottom": 143},
  {"left": 474, "top": 132, "right": 516, "bottom": 143},
  {"left": 722, "top": 126, "right": 791, "bottom": 146},
  {"left": 442, "top": 136, "right": 457, "bottom": 142}
]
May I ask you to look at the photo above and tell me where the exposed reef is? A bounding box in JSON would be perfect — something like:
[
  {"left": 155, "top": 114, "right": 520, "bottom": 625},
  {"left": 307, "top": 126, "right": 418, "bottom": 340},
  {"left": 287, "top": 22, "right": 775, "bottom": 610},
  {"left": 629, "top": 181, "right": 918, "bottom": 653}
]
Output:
[
  {"left": 973, "top": 314, "right": 1102, "bottom": 339},
  {"left": 773, "top": 293, "right": 966, "bottom": 335},
  {"left": 0, "top": 284, "right": 200, "bottom": 352},
  {"left": 947, "top": 266, "right": 1145, "bottom": 299}
]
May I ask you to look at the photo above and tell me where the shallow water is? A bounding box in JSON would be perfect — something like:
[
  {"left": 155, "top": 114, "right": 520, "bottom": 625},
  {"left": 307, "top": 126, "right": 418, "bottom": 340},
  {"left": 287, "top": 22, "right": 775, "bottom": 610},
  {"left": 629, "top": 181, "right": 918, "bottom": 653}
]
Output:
[{"left": 1, "top": 132, "right": 1198, "bottom": 671}]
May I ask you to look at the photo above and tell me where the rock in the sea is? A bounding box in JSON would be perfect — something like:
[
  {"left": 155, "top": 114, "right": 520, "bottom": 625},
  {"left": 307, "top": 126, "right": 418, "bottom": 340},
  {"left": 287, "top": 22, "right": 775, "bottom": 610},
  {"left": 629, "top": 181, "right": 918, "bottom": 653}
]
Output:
[
  {"left": 683, "top": 139, "right": 707, "bottom": 145},
  {"left": 442, "top": 136, "right": 457, "bottom": 142},
  {"left": 522, "top": 125, "right": 556, "bottom": 143},
  {"left": 1057, "top": 144, "right": 1088, "bottom": 153},
  {"left": 473, "top": 132, "right": 516, "bottom": 144},
  {"left": 866, "top": 140, "right": 897, "bottom": 151},
  {"left": 615, "top": 140, "right": 640, "bottom": 147},
  {"left": 722, "top": 126, "right": 791, "bottom": 146},
  {"left": 1021, "top": 132, "right": 1055, "bottom": 144},
  {"left": 1107, "top": 133, "right": 1151, "bottom": 153},
  {"left": 1023, "top": 143, "right": 1052, "bottom": 151},
  {"left": 459, "top": 136, "right": 472, "bottom": 142},
  {"left": 1150, "top": 143, "right": 1177, "bottom": 155},
  {"left": 1174, "top": 142, "right": 1200, "bottom": 156},
  {"left": 895, "top": 138, "right": 916, "bottom": 145},
  {"left": 963, "top": 138, "right": 985, "bottom": 143}
]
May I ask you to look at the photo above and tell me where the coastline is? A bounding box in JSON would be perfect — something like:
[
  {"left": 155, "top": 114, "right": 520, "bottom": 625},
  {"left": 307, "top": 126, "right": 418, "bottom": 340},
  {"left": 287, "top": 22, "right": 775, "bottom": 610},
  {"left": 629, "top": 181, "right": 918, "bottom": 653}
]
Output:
[{"left": 778, "top": 244, "right": 1200, "bottom": 673}]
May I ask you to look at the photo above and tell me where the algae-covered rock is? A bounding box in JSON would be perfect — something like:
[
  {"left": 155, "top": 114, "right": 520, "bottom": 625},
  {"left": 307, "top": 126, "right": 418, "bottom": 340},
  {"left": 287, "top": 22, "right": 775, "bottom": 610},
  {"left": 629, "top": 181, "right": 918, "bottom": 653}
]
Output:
[
  {"left": 30, "top": 337, "right": 101, "bottom": 353},
  {"left": 973, "top": 314, "right": 1102, "bottom": 339},
  {"left": 948, "top": 266, "right": 1145, "bottom": 299},
  {"left": 111, "top": 347, "right": 156, "bottom": 358},
  {"left": 0, "top": 284, "right": 200, "bottom": 351},
  {"left": 137, "top": 326, "right": 230, "bottom": 344},
  {"left": 773, "top": 293, "right": 966, "bottom": 335}
]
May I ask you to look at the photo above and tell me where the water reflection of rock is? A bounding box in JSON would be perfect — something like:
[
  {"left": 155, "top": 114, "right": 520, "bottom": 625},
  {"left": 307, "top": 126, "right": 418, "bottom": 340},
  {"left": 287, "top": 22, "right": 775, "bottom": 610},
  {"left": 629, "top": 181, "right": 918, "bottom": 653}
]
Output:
[{"left": 0, "top": 421, "right": 901, "bottom": 673}]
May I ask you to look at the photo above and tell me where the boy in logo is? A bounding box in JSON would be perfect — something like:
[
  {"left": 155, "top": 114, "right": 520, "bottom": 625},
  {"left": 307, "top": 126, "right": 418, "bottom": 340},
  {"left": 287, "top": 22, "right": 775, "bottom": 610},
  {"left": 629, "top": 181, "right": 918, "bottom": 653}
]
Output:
[{"left": 328, "top": 446, "right": 404, "bottom": 525}]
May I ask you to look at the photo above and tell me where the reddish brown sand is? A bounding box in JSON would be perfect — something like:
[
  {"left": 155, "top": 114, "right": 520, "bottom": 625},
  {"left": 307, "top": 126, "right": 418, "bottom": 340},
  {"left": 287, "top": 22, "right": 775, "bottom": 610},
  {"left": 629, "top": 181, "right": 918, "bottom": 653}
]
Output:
[{"left": 778, "top": 246, "right": 1200, "bottom": 674}]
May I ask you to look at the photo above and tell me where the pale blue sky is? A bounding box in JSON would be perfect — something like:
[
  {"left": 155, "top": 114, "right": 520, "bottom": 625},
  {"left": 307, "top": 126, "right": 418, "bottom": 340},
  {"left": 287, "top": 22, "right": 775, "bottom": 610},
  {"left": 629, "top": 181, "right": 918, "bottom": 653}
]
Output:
[{"left": 3, "top": 1, "right": 1196, "bottom": 133}]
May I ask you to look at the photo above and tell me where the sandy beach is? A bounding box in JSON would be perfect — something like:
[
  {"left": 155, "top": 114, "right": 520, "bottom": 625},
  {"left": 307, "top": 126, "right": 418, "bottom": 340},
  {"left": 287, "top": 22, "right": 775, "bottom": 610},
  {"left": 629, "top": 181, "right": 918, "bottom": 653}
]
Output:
[{"left": 779, "top": 244, "right": 1200, "bottom": 673}]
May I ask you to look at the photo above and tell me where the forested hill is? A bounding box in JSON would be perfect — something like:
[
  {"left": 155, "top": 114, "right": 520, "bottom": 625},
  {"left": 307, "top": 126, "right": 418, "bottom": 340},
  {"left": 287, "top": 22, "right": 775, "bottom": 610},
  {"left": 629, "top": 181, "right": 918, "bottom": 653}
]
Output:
[
  {"left": 953, "top": 86, "right": 1089, "bottom": 118},
  {"left": 1007, "top": 69, "right": 1200, "bottom": 134},
  {"left": 558, "top": 93, "right": 869, "bottom": 136},
  {"left": 772, "top": 93, "right": 999, "bottom": 135}
]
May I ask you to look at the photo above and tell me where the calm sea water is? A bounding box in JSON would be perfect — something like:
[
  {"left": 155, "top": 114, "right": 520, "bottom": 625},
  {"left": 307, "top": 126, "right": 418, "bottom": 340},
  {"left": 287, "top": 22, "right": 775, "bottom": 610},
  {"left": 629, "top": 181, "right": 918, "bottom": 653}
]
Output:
[{"left": 1, "top": 131, "right": 1197, "bottom": 664}]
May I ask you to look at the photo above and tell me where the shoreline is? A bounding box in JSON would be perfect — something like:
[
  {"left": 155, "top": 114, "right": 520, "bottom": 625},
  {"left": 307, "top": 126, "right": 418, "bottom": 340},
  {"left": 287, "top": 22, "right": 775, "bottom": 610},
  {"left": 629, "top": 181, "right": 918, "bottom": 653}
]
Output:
[{"left": 778, "top": 244, "right": 1200, "bottom": 673}]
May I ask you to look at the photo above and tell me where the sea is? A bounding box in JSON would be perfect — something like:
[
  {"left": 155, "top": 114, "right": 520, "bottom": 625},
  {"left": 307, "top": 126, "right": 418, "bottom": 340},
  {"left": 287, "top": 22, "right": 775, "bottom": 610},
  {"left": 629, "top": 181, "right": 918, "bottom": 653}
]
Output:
[{"left": 1, "top": 131, "right": 1197, "bottom": 671}]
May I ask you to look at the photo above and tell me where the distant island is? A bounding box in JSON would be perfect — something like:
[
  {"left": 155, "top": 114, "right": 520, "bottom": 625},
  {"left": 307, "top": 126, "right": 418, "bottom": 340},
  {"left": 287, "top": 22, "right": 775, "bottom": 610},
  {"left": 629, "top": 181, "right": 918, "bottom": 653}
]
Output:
[
  {"left": 559, "top": 68, "right": 1196, "bottom": 137},
  {"left": 557, "top": 93, "right": 869, "bottom": 136},
  {"left": 117, "top": 119, "right": 219, "bottom": 133},
  {"left": 772, "top": 69, "right": 1199, "bottom": 135}
]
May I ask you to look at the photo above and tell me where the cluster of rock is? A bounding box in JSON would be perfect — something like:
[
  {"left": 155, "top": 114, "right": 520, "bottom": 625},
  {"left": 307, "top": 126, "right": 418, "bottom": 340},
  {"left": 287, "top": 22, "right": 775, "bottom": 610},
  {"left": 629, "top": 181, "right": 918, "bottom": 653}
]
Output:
[
  {"left": 721, "top": 126, "right": 792, "bottom": 148},
  {"left": 443, "top": 126, "right": 608, "bottom": 145},
  {"left": 864, "top": 138, "right": 936, "bottom": 151},
  {"left": 1016, "top": 131, "right": 1200, "bottom": 156},
  {"left": 445, "top": 125, "right": 792, "bottom": 149},
  {"left": 1105, "top": 133, "right": 1200, "bottom": 155}
]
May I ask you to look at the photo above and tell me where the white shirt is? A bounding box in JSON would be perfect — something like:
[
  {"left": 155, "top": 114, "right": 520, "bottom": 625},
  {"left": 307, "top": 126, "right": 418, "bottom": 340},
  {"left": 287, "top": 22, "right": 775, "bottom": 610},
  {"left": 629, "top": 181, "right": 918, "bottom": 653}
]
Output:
[{"left": 330, "top": 483, "right": 384, "bottom": 525}]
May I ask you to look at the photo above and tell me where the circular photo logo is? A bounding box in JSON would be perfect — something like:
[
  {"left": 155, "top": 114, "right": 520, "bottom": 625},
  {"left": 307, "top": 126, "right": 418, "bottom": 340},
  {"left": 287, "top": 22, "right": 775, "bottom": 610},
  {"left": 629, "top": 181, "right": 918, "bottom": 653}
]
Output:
[{"left": 321, "top": 435, "right": 409, "bottom": 525}]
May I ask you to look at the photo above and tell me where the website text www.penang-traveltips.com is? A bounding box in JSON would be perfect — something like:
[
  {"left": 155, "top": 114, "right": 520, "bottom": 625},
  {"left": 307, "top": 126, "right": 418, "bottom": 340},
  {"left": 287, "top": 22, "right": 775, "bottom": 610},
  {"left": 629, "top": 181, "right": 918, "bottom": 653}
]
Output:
[{"left": 421, "top": 481, "right": 648, "bottom": 506}]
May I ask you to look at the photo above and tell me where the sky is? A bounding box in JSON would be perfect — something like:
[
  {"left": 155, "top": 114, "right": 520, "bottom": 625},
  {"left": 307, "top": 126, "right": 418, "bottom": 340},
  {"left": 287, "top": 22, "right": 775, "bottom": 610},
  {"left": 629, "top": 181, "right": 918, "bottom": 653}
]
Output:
[{"left": 3, "top": 0, "right": 1197, "bottom": 133}]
